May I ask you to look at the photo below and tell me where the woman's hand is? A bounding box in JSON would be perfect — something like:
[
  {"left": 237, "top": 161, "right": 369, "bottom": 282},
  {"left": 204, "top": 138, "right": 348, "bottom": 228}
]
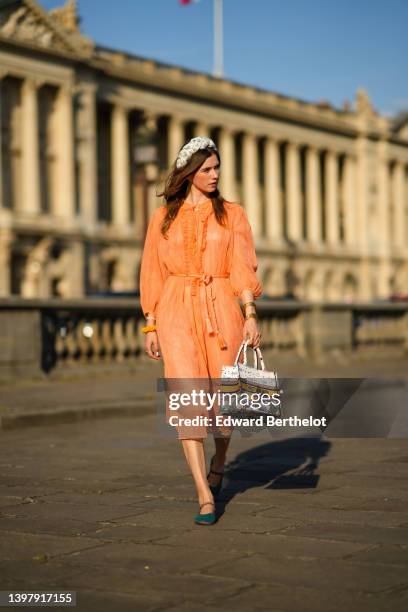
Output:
[
  {"left": 243, "top": 318, "right": 261, "bottom": 349},
  {"left": 145, "top": 330, "right": 161, "bottom": 360}
]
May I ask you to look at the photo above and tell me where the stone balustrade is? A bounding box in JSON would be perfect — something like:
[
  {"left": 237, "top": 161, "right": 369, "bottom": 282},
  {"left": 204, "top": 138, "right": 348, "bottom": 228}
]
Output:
[{"left": 0, "top": 298, "right": 407, "bottom": 381}]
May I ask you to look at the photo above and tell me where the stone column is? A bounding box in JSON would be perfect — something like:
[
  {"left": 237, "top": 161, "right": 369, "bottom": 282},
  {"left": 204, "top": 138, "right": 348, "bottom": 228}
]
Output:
[
  {"left": 342, "top": 154, "right": 357, "bottom": 247},
  {"left": 54, "top": 84, "right": 75, "bottom": 220},
  {"left": 111, "top": 102, "right": 130, "bottom": 227},
  {"left": 21, "top": 77, "right": 41, "bottom": 216},
  {"left": 76, "top": 83, "right": 98, "bottom": 229},
  {"left": 286, "top": 141, "right": 302, "bottom": 242},
  {"left": 305, "top": 145, "right": 321, "bottom": 244},
  {"left": 325, "top": 150, "right": 340, "bottom": 245},
  {"left": 0, "top": 73, "right": 5, "bottom": 210},
  {"left": 264, "top": 136, "right": 283, "bottom": 242},
  {"left": 356, "top": 136, "right": 370, "bottom": 299},
  {"left": 218, "top": 126, "right": 237, "bottom": 201},
  {"left": 0, "top": 228, "right": 13, "bottom": 296},
  {"left": 242, "top": 131, "right": 261, "bottom": 237},
  {"left": 194, "top": 121, "right": 210, "bottom": 138},
  {"left": 376, "top": 142, "right": 391, "bottom": 297},
  {"left": 392, "top": 161, "right": 405, "bottom": 250},
  {"left": 168, "top": 115, "right": 184, "bottom": 165}
]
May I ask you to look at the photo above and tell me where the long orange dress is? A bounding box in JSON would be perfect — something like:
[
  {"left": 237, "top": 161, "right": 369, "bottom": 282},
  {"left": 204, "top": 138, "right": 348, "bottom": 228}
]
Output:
[{"left": 140, "top": 198, "right": 263, "bottom": 439}]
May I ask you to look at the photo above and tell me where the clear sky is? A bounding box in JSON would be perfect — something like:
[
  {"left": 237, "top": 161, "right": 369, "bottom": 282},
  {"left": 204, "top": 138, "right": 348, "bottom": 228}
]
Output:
[{"left": 40, "top": 0, "right": 408, "bottom": 117}]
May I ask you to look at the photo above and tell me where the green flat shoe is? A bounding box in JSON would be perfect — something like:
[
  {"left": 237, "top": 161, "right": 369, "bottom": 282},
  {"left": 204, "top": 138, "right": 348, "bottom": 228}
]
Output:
[
  {"left": 207, "top": 455, "right": 225, "bottom": 497},
  {"left": 194, "top": 501, "right": 216, "bottom": 525}
]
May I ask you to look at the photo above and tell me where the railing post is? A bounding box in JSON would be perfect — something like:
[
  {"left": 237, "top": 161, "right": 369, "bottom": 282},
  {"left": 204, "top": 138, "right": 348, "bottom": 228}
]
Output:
[
  {"left": 0, "top": 309, "right": 43, "bottom": 381},
  {"left": 404, "top": 312, "right": 408, "bottom": 357},
  {"left": 303, "top": 304, "right": 324, "bottom": 364}
]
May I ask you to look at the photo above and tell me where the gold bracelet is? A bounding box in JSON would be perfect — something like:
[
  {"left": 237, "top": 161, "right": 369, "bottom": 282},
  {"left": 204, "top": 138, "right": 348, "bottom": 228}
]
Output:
[
  {"left": 244, "top": 303, "right": 257, "bottom": 315},
  {"left": 141, "top": 324, "right": 157, "bottom": 334},
  {"left": 245, "top": 313, "right": 258, "bottom": 321}
]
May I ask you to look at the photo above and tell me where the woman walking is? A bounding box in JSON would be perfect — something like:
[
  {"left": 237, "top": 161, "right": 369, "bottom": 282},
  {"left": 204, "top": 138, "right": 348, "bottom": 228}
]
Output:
[{"left": 140, "top": 136, "right": 263, "bottom": 525}]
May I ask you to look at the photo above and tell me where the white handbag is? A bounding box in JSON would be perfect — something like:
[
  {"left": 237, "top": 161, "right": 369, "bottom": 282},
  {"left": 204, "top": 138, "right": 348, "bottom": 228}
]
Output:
[{"left": 218, "top": 340, "right": 283, "bottom": 417}]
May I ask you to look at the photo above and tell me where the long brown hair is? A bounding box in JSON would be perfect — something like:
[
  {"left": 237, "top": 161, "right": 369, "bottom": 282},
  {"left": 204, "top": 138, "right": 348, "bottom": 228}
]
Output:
[{"left": 156, "top": 146, "right": 228, "bottom": 237}]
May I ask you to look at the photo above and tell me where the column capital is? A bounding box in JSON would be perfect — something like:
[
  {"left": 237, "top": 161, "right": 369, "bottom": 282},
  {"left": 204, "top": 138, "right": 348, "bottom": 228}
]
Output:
[
  {"left": 393, "top": 159, "right": 405, "bottom": 170},
  {"left": 22, "top": 76, "right": 46, "bottom": 90},
  {"left": 325, "top": 148, "right": 339, "bottom": 160},
  {"left": 0, "top": 227, "right": 15, "bottom": 246},
  {"left": 264, "top": 134, "right": 281, "bottom": 145},
  {"left": 77, "top": 82, "right": 98, "bottom": 95},
  {"left": 58, "top": 82, "right": 75, "bottom": 96},
  {"left": 194, "top": 119, "right": 212, "bottom": 132},
  {"left": 167, "top": 112, "right": 186, "bottom": 124},
  {"left": 242, "top": 130, "right": 259, "bottom": 142},
  {"left": 306, "top": 143, "right": 320, "bottom": 154},
  {"left": 286, "top": 140, "right": 301, "bottom": 151},
  {"left": 219, "top": 125, "right": 236, "bottom": 135},
  {"left": 111, "top": 99, "right": 131, "bottom": 113}
]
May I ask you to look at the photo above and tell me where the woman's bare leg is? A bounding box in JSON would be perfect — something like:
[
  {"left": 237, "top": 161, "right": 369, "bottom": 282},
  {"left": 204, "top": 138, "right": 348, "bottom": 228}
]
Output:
[
  {"left": 181, "top": 438, "right": 214, "bottom": 514},
  {"left": 208, "top": 436, "right": 231, "bottom": 487}
]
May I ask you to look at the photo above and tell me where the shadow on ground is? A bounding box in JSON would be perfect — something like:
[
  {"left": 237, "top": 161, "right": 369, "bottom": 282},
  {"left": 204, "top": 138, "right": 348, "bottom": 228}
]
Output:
[{"left": 216, "top": 436, "right": 331, "bottom": 517}]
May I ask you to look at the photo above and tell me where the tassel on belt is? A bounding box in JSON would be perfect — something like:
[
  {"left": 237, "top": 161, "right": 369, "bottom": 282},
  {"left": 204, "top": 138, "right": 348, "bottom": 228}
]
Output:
[{"left": 169, "top": 273, "right": 229, "bottom": 349}]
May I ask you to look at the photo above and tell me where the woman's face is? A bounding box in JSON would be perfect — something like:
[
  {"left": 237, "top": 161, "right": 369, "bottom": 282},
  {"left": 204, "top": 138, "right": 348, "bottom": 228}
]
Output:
[{"left": 192, "top": 153, "right": 220, "bottom": 193}]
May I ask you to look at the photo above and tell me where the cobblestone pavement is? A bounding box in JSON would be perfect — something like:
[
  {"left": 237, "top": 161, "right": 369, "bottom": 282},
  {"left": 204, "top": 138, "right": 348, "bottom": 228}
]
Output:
[{"left": 1, "top": 411, "right": 408, "bottom": 611}]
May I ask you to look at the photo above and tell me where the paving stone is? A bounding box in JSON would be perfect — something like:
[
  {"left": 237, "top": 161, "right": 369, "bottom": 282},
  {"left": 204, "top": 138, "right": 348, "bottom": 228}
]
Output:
[
  {"left": 283, "top": 522, "right": 408, "bottom": 545},
  {"left": 84, "top": 524, "right": 184, "bottom": 543},
  {"left": 159, "top": 531, "right": 369, "bottom": 559},
  {"left": 221, "top": 583, "right": 408, "bottom": 612},
  {"left": 61, "top": 541, "right": 245, "bottom": 575},
  {"left": 0, "top": 516, "right": 109, "bottom": 537},
  {"left": 348, "top": 545, "right": 408, "bottom": 566},
  {"left": 205, "top": 554, "right": 408, "bottom": 593},
  {"left": 0, "top": 531, "right": 107, "bottom": 562},
  {"left": 0, "top": 559, "right": 83, "bottom": 589},
  {"left": 55, "top": 588, "right": 171, "bottom": 612},
  {"left": 69, "top": 567, "right": 251, "bottom": 603},
  {"left": 32, "top": 491, "right": 153, "bottom": 507},
  {"left": 256, "top": 505, "right": 408, "bottom": 528},
  {"left": 165, "top": 602, "right": 233, "bottom": 612},
  {"left": 351, "top": 498, "right": 408, "bottom": 512},
  {"left": 0, "top": 500, "right": 143, "bottom": 523}
]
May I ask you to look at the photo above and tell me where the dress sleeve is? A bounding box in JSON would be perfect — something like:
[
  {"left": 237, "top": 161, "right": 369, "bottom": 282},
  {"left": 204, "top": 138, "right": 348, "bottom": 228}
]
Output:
[
  {"left": 140, "top": 207, "right": 169, "bottom": 318},
  {"left": 229, "top": 205, "right": 263, "bottom": 300}
]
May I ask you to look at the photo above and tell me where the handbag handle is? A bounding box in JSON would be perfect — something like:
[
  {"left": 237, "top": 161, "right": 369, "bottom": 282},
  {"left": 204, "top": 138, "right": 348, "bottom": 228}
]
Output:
[
  {"left": 233, "top": 340, "right": 265, "bottom": 371},
  {"left": 253, "top": 346, "right": 265, "bottom": 371}
]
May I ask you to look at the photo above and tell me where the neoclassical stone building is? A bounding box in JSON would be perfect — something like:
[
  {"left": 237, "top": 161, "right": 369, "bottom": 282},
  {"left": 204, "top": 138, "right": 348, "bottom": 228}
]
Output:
[{"left": 0, "top": 0, "right": 407, "bottom": 301}]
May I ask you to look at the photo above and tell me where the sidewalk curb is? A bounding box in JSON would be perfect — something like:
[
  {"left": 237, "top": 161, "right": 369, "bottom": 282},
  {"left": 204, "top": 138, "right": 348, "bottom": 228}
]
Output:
[{"left": 0, "top": 398, "right": 157, "bottom": 430}]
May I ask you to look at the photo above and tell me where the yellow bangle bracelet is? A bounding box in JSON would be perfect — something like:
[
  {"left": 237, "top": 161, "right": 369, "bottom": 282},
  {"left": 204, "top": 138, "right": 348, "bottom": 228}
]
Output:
[{"left": 141, "top": 324, "right": 157, "bottom": 334}]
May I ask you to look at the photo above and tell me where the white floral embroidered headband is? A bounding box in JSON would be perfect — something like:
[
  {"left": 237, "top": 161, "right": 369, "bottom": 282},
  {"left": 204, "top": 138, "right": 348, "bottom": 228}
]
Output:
[{"left": 175, "top": 136, "right": 218, "bottom": 169}]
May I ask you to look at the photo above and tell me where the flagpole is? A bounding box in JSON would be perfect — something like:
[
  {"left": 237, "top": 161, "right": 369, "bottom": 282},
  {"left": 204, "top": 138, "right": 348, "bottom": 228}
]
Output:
[{"left": 213, "top": 0, "right": 223, "bottom": 78}]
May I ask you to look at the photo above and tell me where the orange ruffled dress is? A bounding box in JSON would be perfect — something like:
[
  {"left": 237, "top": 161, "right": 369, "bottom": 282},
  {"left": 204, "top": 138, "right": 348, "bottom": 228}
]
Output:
[{"left": 140, "top": 198, "right": 263, "bottom": 439}]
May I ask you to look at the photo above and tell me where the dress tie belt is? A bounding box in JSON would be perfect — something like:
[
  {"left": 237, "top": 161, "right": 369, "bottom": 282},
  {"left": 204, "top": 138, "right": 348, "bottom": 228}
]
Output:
[{"left": 168, "top": 273, "right": 229, "bottom": 349}]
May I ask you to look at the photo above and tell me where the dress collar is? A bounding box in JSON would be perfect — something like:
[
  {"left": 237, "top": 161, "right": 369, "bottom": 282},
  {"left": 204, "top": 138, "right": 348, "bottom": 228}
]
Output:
[{"left": 181, "top": 197, "right": 212, "bottom": 211}]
